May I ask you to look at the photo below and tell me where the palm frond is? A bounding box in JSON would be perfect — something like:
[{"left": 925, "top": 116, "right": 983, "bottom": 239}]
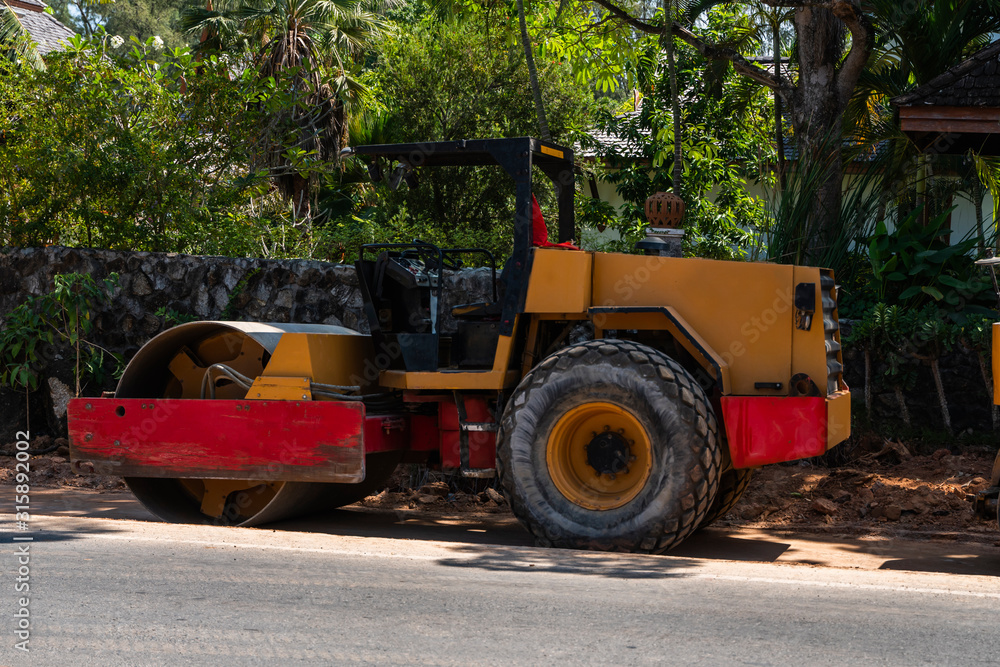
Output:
[{"left": 0, "top": 5, "right": 44, "bottom": 70}]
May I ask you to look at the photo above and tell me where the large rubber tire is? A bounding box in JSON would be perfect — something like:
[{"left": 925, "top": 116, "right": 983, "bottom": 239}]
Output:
[
  {"left": 497, "top": 339, "right": 722, "bottom": 553},
  {"left": 697, "top": 468, "right": 753, "bottom": 529}
]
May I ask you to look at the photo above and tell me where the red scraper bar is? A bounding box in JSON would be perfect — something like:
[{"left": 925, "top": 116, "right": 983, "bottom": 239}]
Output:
[{"left": 68, "top": 398, "right": 370, "bottom": 483}]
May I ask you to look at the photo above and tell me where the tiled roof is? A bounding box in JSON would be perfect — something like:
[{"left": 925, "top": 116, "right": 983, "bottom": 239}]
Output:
[
  {"left": 5, "top": 1, "right": 75, "bottom": 55},
  {"left": 580, "top": 112, "right": 645, "bottom": 159},
  {"left": 891, "top": 41, "right": 1000, "bottom": 107}
]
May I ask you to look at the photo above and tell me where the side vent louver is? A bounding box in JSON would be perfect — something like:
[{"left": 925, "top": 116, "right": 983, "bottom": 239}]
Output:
[{"left": 820, "top": 271, "right": 843, "bottom": 395}]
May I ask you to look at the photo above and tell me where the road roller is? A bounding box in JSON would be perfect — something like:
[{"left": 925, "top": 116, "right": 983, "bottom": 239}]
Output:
[{"left": 68, "top": 137, "right": 851, "bottom": 552}]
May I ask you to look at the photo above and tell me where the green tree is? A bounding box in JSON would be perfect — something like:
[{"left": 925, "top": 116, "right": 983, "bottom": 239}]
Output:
[
  {"left": 586, "top": 6, "right": 772, "bottom": 260},
  {"left": 0, "top": 35, "right": 284, "bottom": 253},
  {"left": 351, "top": 16, "right": 595, "bottom": 254},
  {"left": 846, "top": 0, "right": 1000, "bottom": 237},
  {"left": 551, "top": 0, "right": 875, "bottom": 260},
  {"left": 102, "top": 0, "right": 188, "bottom": 47},
  {"left": 0, "top": 3, "right": 44, "bottom": 69},
  {"left": 182, "top": 0, "right": 393, "bottom": 221},
  {"left": 42, "top": 0, "right": 119, "bottom": 37}
]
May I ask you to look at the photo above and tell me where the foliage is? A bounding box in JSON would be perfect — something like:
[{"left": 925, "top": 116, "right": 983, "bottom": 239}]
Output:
[
  {"left": 44, "top": 0, "right": 187, "bottom": 46},
  {"left": 962, "top": 313, "right": 995, "bottom": 355},
  {"left": 181, "top": 0, "right": 394, "bottom": 222},
  {"left": 317, "top": 15, "right": 597, "bottom": 262},
  {"left": 844, "top": 0, "right": 1000, "bottom": 249},
  {"left": 220, "top": 268, "right": 261, "bottom": 319},
  {"left": 0, "top": 4, "right": 44, "bottom": 70},
  {"left": 584, "top": 7, "right": 772, "bottom": 260},
  {"left": 860, "top": 208, "right": 994, "bottom": 316},
  {"left": 762, "top": 133, "right": 883, "bottom": 289},
  {"left": 0, "top": 34, "right": 342, "bottom": 255},
  {"left": 154, "top": 306, "right": 198, "bottom": 327},
  {"left": 847, "top": 303, "right": 920, "bottom": 395},
  {"left": 0, "top": 273, "right": 119, "bottom": 396},
  {"left": 42, "top": 0, "right": 120, "bottom": 39},
  {"left": 102, "top": 0, "right": 188, "bottom": 48}
]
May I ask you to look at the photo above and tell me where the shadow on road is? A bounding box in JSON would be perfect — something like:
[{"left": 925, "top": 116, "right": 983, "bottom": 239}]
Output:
[
  {"left": 669, "top": 531, "right": 792, "bottom": 562},
  {"left": 433, "top": 543, "right": 702, "bottom": 579},
  {"left": 275, "top": 508, "right": 534, "bottom": 547},
  {"left": 878, "top": 553, "right": 1000, "bottom": 575},
  {"left": 22, "top": 487, "right": 1000, "bottom": 576}
]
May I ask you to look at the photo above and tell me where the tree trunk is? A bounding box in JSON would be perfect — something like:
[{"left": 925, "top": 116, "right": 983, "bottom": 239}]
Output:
[
  {"left": 773, "top": 20, "right": 786, "bottom": 193},
  {"left": 894, "top": 385, "right": 911, "bottom": 427},
  {"left": 290, "top": 174, "right": 311, "bottom": 223},
  {"left": 664, "top": 0, "right": 682, "bottom": 193},
  {"left": 517, "top": 0, "right": 550, "bottom": 142},
  {"left": 790, "top": 7, "right": 849, "bottom": 262},
  {"left": 930, "top": 358, "right": 952, "bottom": 434}
]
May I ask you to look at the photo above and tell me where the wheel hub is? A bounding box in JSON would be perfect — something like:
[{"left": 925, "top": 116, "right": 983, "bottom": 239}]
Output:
[
  {"left": 546, "top": 402, "right": 653, "bottom": 511},
  {"left": 586, "top": 431, "right": 631, "bottom": 476}
]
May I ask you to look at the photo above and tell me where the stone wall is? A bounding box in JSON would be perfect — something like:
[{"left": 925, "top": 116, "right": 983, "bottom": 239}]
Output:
[{"left": 0, "top": 247, "right": 494, "bottom": 441}]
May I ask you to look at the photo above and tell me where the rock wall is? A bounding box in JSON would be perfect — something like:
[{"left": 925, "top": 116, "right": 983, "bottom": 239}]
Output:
[{"left": 0, "top": 247, "right": 494, "bottom": 441}]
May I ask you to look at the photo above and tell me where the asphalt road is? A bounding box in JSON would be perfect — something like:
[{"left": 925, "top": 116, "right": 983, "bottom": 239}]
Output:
[{"left": 1, "top": 493, "right": 999, "bottom": 666}]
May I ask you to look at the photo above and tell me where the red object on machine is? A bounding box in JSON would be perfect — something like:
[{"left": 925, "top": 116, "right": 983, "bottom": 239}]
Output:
[
  {"left": 67, "top": 398, "right": 410, "bottom": 482},
  {"left": 439, "top": 397, "right": 496, "bottom": 469},
  {"left": 532, "top": 195, "right": 579, "bottom": 250},
  {"left": 719, "top": 396, "right": 828, "bottom": 468}
]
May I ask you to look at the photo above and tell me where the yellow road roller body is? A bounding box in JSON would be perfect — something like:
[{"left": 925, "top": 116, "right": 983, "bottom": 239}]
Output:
[{"left": 69, "top": 137, "right": 850, "bottom": 552}]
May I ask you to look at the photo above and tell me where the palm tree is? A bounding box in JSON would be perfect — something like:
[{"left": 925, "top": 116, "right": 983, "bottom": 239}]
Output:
[
  {"left": 0, "top": 4, "right": 44, "bottom": 69},
  {"left": 182, "top": 0, "right": 393, "bottom": 221}
]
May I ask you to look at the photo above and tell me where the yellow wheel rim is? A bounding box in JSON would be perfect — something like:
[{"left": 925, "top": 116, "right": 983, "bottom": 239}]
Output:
[{"left": 546, "top": 402, "right": 653, "bottom": 510}]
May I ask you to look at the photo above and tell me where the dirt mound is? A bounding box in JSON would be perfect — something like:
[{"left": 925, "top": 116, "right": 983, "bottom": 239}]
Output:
[
  {"left": 723, "top": 448, "right": 997, "bottom": 540},
  {"left": 0, "top": 436, "right": 126, "bottom": 491}
]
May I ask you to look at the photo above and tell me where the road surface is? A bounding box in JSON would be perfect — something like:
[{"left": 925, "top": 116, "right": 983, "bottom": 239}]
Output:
[{"left": 1, "top": 489, "right": 998, "bottom": 666}]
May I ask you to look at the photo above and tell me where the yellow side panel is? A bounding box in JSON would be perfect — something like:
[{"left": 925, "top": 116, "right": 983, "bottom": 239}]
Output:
[
  {"left": 591, "top": 309, "right": 732, "bottom": 393},
  {"left": 246, "top": 376, "right": 311, "bottom": 400},
  {"left": 378, "top": 369, "right": 520, "bottom": 390},
  {"left": 791, "top": 266, "right": 829, "bottom": 392},
  {"left": 262, "top": 333, "right": 377, "bottom": 391},
  {"left": 592, "top": 253, "right": 793, "bottom": 395},
  {"left": 525, "top": 249, "right": 593, "bottom": 313},
  {"left": 826, "top": 390, "right": 852, "bottom": 449},
  {"left": 993, "top": 323, "right": 1000, "bottom": 405}
]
